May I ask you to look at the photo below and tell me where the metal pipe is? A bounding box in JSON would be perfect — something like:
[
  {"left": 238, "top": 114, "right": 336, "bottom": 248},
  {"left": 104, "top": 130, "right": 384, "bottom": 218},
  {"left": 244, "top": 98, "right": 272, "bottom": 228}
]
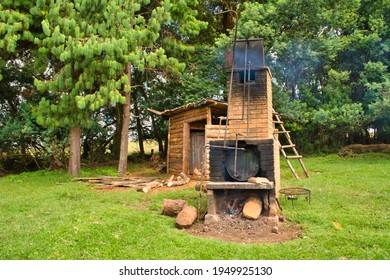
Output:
[
  {"left": 247, "top": 61, "right": 251, "bottom": 135},
  {"left": 234, "top": 133, "right": 239, "bottom": 178},
  {"left": 242, "top": 40, "right": 248, "bottom": 121},
  {"left": 215, "top": 10, "right": 238, "bottom": 147}
]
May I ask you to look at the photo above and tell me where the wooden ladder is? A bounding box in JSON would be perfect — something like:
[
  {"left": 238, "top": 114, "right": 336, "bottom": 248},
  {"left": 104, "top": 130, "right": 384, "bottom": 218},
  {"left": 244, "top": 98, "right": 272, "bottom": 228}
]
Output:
[{"left": 273, "top": 110, "right": 310, "bottom": 179}]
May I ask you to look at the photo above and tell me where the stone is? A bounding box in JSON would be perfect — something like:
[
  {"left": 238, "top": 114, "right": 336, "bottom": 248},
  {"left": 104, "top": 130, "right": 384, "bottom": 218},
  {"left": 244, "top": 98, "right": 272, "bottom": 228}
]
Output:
[
  {"left": 242, "top": 197, "right": 262, "bottom": 220},
  {"left": 176, "top": 206, "right": 198, "bottom": 229},
  {"left": 271, "top": 226, "right": 279, "bottom": 234},
  {"left": 247, "top": 177, "right": 270, "bottom": 184},
  {"left": 269, "top": 204, "right": 278, "bottom": 216},
  {"left": 204, "top": 214, "right": 220, "bottom": 225}
]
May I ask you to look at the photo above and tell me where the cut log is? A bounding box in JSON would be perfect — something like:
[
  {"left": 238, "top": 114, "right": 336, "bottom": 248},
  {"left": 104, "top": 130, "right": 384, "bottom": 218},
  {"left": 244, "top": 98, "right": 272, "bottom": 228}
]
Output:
[
  {"left": 179, "top": 172, "right": 191, "bottom": 184},
  {"left": 137, "top": 186, "right": 152, "bottom": 193},
  {"left": 166, "top": 175, "right": 175, "bottom": 185},
  {"left": 193, "top": 168, "right": 201, "bottom": 176},
  {"left": 242, "top": 197, "right": 262, "bottom": 220},
  {"left": 161, "top": 199, "right": 188, "bottom": 216},
  {"left": 146, "top": 180, "right": 163, "bottom": 188},
  {"left": 136, "top": 180, "right": 162, "bottom": 193},
  {"left": 167, "top": 177, "right": 185, "bottom": 187},
  {"left": 176, "top": 206, "right": 198, "bottom": 229}
]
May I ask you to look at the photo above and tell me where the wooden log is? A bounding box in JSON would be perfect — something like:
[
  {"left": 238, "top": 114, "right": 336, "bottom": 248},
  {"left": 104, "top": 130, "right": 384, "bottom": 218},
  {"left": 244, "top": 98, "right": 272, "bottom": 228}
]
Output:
[
  {"left": 167, "top": 177, "right": 185, "bottom": 187},
  {"left": 179, "top": 172, "right": 191, "bottom": 184},
  {"left": 176, "top": 205, "right": 198, "bottom": 229},
  {"left": 137, "top": 186, "right": 152, "bottom": 193},
  {"left": 161, "top": 199, "right": 188, "bottom": 216},
  {"left": 242, "top": 197, "right": 262, "bottom": 220},
  {"left": 146, "top": 180, "right": 163, "bottom": 188},
  {"left": 193, "top": 168, "right": 201, "bottom": 176},
  {"left": 136, "top": 180, "right": 162, "bottom": 193},
  {"left": 166, "top": 175, "right": 175, "bottom": 185}
]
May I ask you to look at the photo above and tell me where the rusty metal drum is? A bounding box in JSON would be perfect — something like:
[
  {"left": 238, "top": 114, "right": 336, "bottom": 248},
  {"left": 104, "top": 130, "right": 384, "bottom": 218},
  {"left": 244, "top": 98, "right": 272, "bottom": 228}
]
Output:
[{"left": 225, "top": 148, "right": 261, "bottom": 181}]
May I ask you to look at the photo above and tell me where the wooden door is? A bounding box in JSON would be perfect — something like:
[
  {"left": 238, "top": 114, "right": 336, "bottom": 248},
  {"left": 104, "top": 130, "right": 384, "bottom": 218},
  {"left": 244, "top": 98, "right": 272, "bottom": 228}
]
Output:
[{"left": 189, "top": 131, "right": 205, "bottom": 174}]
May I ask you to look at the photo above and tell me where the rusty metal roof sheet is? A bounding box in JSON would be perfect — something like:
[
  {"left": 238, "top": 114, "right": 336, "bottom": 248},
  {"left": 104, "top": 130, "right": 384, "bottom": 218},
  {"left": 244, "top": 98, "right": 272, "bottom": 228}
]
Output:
[{"left": 148, "top": 99, "right": 227, "bottom": 117}]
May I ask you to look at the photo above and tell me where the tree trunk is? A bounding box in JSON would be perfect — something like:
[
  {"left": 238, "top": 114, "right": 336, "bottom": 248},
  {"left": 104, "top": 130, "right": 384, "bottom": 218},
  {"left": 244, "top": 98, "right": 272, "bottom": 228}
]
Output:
[
  {"left": 69, "top": 126, "right": 81, "bottom": 176},
  {"left": 118, "top": 63, "right": 132, "bottom": 176}
]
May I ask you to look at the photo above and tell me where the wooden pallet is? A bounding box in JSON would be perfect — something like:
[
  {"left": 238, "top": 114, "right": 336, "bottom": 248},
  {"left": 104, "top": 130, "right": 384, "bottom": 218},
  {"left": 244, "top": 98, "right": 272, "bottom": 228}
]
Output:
[{"left": 273, "top": 110, "right": 309, "bottom": 179}]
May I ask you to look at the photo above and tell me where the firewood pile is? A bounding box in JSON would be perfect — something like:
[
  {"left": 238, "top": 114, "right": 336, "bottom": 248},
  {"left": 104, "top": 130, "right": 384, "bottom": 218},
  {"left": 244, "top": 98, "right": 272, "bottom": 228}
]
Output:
[{"left": 74, "top": 172, "right": 191, "bottom": 193}]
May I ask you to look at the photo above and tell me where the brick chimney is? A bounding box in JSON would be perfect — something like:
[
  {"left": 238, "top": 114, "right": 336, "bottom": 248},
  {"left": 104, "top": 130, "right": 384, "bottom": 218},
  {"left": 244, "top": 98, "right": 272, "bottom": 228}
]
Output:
[{"left": 225, "top": 39, "right": 274, "bottom": 139}]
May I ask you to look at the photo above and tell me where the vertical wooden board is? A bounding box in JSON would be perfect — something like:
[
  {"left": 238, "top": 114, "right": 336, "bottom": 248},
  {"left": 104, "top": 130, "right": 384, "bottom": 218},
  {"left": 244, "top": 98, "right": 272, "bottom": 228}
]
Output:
[
  {"left": 207, "top": 106, "right": 212, "bottom": 125},
  {"left": 182, "top": 122, "right": 190, "bottom": 174},
  {"left": 190, "top": 131, "right": 205, "bottom": 174},
  {"left": 167, "top": 118, "right": 172, "bottom": 172}
]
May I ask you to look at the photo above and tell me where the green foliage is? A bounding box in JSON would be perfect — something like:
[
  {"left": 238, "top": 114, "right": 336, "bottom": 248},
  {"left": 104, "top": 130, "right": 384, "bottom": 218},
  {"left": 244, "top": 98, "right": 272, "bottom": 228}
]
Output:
[
  {"left": 231, "top": 0, "right": 390, "bottom": 152},
  {"left": 312, "top": 103, "right": 364, "bottom": 133},
  {"left": 33, "top": 0, "right": 207, "bottom": 129}
]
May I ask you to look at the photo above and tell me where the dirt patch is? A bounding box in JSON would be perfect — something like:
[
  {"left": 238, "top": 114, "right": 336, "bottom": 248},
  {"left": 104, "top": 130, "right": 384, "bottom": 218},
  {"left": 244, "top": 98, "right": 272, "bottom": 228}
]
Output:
[{"left": 185, "top": 215, "right": 303, "bottom": 244}]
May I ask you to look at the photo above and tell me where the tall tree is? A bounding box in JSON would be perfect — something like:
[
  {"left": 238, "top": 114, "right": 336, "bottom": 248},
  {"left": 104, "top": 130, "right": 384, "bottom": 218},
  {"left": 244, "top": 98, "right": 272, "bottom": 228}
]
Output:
[{"left": 33, "top": 0, "right": 206, "bottom": 176}]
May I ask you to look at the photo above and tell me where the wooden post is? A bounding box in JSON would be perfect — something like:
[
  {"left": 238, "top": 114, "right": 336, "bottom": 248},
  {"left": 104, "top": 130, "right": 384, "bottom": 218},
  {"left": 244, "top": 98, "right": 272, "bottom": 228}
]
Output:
[
  {"left": 182, "top": 122, "right": 190, "bottom": 174},
  {"left": 207, "top": 106, "right": 212, "bottom": 125},
  {"left": 166, "top": 118, "right": 171, "bottom": 173}
]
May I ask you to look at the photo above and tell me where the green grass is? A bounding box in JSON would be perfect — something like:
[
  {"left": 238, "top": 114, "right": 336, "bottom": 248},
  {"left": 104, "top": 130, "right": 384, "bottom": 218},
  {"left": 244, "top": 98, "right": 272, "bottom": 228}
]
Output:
[{"left": 0, "top": 153, "right": 389, "bottom": 260}]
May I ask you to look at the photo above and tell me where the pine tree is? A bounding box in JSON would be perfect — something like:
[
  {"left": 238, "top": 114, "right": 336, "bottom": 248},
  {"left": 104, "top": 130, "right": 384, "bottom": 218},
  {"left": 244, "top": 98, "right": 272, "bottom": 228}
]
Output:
[{"left": 33, "top": 0, "right": 206, "bottom": 175}]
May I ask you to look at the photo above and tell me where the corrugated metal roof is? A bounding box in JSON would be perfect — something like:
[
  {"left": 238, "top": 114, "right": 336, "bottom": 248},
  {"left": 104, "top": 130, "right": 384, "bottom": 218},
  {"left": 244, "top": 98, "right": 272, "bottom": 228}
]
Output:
[{"left": 148, "top": 99, "right": 227, "bottom": 117}]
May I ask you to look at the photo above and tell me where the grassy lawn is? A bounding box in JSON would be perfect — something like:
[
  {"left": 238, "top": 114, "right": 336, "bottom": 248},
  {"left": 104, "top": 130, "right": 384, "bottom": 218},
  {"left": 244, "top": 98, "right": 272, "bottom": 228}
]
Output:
[{"left": 0, "top": 153, "right": 389, "bottom": 260}]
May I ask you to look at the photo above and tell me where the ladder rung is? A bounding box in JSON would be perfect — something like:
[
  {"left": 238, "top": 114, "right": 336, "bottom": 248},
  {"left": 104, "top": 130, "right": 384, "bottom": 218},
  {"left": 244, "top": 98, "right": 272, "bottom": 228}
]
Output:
[
  {"left": 274, "top": 130, "right": 290, "bottom": 134},
  {"left": 286, "top": 155, "right": 302, "bottom": 159},
  {"left": 282, "top": 144, "right": 295, "bottom": 148}
]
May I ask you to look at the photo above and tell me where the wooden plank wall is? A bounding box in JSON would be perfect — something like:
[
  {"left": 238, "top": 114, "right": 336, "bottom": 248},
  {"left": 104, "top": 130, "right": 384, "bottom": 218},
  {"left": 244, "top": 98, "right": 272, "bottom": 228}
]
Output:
[{"left": 167, "top": 106, "right": 209, "bottom": 175}]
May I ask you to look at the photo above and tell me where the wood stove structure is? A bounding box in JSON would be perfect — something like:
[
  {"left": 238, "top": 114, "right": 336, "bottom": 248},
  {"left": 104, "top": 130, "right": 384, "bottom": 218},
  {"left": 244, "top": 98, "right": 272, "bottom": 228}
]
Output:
[{"left": 205, "top": 39, "right": 280, "bottom": 224}]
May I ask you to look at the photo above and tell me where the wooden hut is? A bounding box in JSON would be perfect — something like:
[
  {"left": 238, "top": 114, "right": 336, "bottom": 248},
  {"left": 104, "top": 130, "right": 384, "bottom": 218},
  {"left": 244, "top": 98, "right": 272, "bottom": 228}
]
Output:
[{"left": 150, "top": 99, "right": 227, "bottom": 177}]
